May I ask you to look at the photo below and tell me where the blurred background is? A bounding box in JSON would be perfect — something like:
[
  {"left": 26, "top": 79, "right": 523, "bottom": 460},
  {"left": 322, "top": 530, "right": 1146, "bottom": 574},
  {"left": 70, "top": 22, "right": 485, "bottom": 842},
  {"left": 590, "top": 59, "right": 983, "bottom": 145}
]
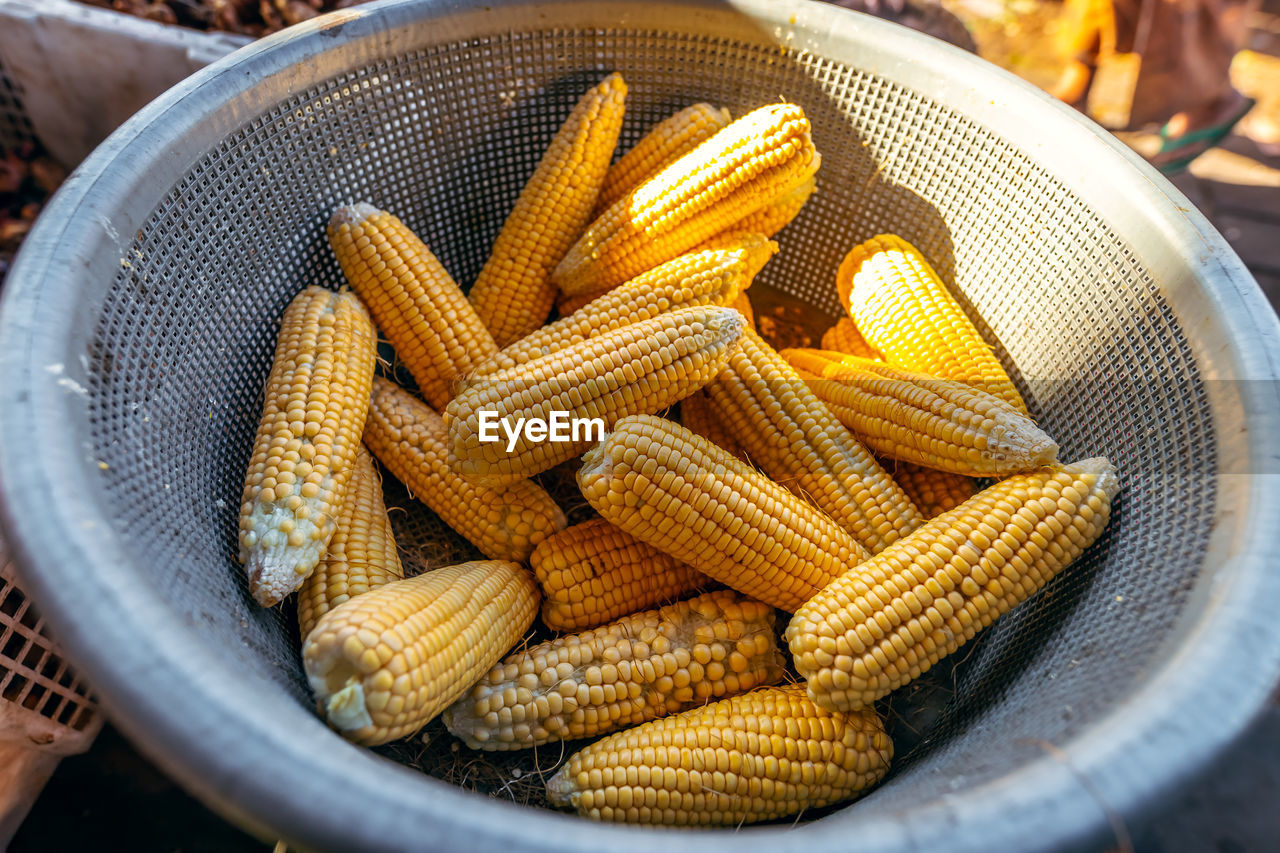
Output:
[{"left": 1, "top": 0, "right": 1276, "bottom": 849}]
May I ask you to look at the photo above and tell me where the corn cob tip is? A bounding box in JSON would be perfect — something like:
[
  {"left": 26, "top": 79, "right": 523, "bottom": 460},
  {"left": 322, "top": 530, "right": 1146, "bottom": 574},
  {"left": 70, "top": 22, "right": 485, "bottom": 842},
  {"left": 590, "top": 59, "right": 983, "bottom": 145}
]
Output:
[
  {"left": 578, "top": 430, "right": 612, "bottom": 478},
  {"left": 329, "top": 202, "right": 382, "bottom": 229},
  {"left": 247, "top": 571, "right": 291, "bottom": 608},
  {"left": 546, "top": 766, "right": 574, "bottom": 807},
  {"left": 244, "top": 514, "right": 328, "bottom": 607},
  {"left": 716, "top": 304, "right": 745, "bottom": 335},
  {"left": 999, "top": 422, "right": 1058, "bottom": 470},
  {"left": 1036, "top": 441, "right": 1060, "bottom": 467},
  {"left": 324, "top": 683, "right": 375, "bottom": 731},
  {"left": 597, "top": 70, "right": 625, "bottom": 90},
  {"left": 1072, "top": 456, "right": 1120, "bottom": 501}
]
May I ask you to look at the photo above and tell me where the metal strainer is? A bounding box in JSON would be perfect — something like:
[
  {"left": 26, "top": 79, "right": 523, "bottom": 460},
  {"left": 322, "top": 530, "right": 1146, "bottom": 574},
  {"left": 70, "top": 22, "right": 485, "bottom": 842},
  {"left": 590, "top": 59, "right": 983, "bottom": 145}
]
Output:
[{"left": 1, "top": 1, "right": 1278, "bottom": 849}]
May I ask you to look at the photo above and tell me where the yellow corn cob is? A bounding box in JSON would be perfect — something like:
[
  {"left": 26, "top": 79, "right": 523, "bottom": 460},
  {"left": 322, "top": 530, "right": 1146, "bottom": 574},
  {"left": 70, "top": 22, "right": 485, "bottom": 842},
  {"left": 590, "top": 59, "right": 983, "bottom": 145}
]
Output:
[
  {"left": 468, "top": 234, "right": 775, "bottom": 380},
  {"left": 886, "top": 460, "right": 979, "bottom": 518},
  {"left": 821, "top": 317, "right": 881, "bottom": 360},
  {"left": 783, "top": 348, "right": 869, "bottom": 375},
  {"left": 553, "top": 103, "right": 820, "bottom": 296},
  {"left": 442, "top": 590, "right": 784, "bottom": 750},
  {"left": 546, "top": 684, "right": 892, "bottom": 826},
  {"left": 731, "top": 291, "right": 755, "bottom": 330},
  {"left": 363, "top": 377, "right": 566, "bottom": 561},
  {"left": 706, "top": 329, "right": 924, "bottom": 554},
  {"left": 837, "top": 234, "right": 1027, "bottom": 413},
  {"left": 304, "top": 560, "right": 539, "bottom": 746},
  {"left": 555, "top": 228, "right": 777, "bottom": 315},
  {"left": 787, "top": 457, "right": 1119, "bottom": 712},
  {"left": 679, "top": 388, "right": 749, "bottom": 461},
  {"left": 468, "top": 74, "right": 628, "bottom": 347},
  {"left": 532, "top": 518, "right": 708, "bottom": 632},
  {"left": 724, "top": 173, "right": 816, "bottom": 239},
  {"left": 595, "top": 102, "right": 732, "bottom": 213},
  {"left": 238, "top": 286, "right": 377, "bottom": 608},
  {"left": 554, "top": 287, "right": 607, "bottom": 318},
  {"left": 447, "top": 305, "right": 744, "bottom": 487},
  {"left": 694, "top": 229, "right": 779, "bottom": 280},
  {"left": 327, "top": 204, "right": 497, "bottom": 410},
  {"left": 297, "top": 446, "right": 404, "bottom": 640},
  {"left": 784, "top": 349, "right": 1058, "bottom": 477},
  {"left": 578, "top": 415, "right": 867, "bottom": 612}
]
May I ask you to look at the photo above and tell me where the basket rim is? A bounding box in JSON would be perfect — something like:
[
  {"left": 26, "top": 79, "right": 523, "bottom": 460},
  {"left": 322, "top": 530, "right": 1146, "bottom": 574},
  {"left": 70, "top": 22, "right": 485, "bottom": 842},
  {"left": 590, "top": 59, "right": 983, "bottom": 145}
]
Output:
[{"left": 2, "top": 0, "right": 1279, "bottom": 849}]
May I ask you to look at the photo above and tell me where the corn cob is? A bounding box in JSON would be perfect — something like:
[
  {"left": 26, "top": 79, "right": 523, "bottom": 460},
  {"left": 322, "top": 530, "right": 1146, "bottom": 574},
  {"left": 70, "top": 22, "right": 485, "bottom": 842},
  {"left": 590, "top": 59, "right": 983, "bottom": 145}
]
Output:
[
  {"left": 553, "top": 103, "right": 820, "bottom": 296},
  {"left": 447, "top": 305, "right": 744, "bottom": 487},
  {"left": 555, "top": 228, "right": 777, "bottom": 315},
  {"left": 837, "top": 234, "right": 1027, "bottom": 413},
  {"left": 724, "top": 173, "right": 816, "bottom": 239},
  {"left": 364, "top": 377, "right": 566, "bottom": 561},
  {"left": 304, "top": 560, "right": 539, "bottom": 746},
  {"left": 546, "top": 684, "right": 892, "bottom": 826},
  {"left": 595, "top": 103, "right": 732, "bottom": 213},
  {"left": 532, "top": 518, "right": 708, "bottom": 632},
  {"left": 467, "top": 234, "right": 775, "bottom": 380},
  {"left": 706, "top": 329, "right": 924, "bottom": 554},
  {"left": 297, "top": 446, "right": 404, "bottom": 640},
  {"left": 821, "top": 317, "right": 881, "bottom": 360},
  {"left": 468, "top": 73, "right": 628, "bottom": 347},
  {"left": 788, "top": 457, "right": 1119, "bottom": 712},
  {"left": 695, "top": 229, "right": 779, "bottom": 281},
  {"left": 784, "top": 349, "right": 1058, "bottom": 477},
  {"left": 238, "top": 286, "right": 377, "bottom": 608},
  {"left": 578, "top": 415, "right": 868, "bottom": 612},
  {"left": 554, "top": 287, "right": 608, "bottom": 319},
  {"left": 731, "top": 291, "right": 756, "bottom": 330},
  {"left": 679, "top": 388, "right": 748, "bottom": 461},
  {"left": 442, "top": 590, "right": 784, "bottom": 749},
  {"left": 886, "top": 460, "right": 979, "bottom": 519},
  {"left": 327, "top": 204, "right": 497, "bottom": 410}
]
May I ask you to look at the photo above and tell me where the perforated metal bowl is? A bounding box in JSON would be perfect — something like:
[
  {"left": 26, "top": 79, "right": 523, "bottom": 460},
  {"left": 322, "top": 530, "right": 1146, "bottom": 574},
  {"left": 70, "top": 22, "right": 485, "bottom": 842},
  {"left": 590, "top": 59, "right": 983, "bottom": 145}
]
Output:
[{"left": 2, "top": 1, "right": 1279, "bottom": 849}]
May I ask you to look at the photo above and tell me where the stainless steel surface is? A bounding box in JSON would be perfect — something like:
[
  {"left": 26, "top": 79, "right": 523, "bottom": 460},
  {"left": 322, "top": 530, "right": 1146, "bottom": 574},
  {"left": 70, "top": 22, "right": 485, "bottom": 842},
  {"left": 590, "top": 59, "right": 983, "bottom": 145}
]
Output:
[{"left": 0, "top": 0, "right": 1278, "bottom": 849}]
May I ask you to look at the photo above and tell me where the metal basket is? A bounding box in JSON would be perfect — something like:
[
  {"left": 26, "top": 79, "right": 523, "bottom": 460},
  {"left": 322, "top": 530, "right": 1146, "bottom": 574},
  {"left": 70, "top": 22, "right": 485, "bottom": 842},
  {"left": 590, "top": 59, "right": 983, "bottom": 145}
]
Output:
[{"left": 1, "top": 1, "right": 1278, "bottom": 849}]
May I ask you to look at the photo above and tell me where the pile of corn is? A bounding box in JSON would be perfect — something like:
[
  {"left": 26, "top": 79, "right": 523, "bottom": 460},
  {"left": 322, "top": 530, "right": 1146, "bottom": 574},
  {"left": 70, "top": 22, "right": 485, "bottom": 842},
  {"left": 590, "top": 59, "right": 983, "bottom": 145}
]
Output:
[{"left": 236, "top": 73, "right": 1119, "bottom": 827}]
